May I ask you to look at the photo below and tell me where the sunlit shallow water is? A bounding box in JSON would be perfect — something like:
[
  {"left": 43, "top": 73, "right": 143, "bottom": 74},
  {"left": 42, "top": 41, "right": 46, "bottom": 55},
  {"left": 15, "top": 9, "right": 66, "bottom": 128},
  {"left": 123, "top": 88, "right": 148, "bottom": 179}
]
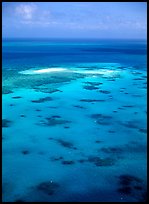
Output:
[{"left": 2, "top": 39, "right": 147, "bottom": 202}]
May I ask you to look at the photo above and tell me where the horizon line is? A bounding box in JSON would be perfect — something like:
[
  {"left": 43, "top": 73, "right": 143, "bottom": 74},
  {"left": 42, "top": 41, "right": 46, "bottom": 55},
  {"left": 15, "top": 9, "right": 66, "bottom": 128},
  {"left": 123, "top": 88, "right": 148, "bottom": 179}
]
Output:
[{"left": 2, "top": 37, "right": 147, "bottom": 40}]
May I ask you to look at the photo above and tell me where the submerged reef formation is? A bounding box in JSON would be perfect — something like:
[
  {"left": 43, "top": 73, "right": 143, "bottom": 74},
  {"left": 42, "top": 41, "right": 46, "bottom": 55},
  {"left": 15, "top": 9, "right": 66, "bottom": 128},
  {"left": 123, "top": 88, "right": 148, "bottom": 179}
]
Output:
[
  {"left": 99, "top": 142, "right": 146, "bottom": 157},
  {"left": 62, "top": 160, "right": 75, "bottom": 165},
  {"left": 2, "top": 86, "right": 13, "bottom": 94},
  {"left": 80, "top": 99, "right": 105, "bottom": 102},
  {"left": 36, "top": 181, "right": 60, "bottom": 196},
  {"left": 84, "top": 81, "right": 103, "bottom": 86},
  {"left": 73, "top": 105, "right": 86, "bottom": 109},
  {"left": 99, "top": 90, "right": 111, "bottom": 94},
  {"left": 101, "top": 147, "right": 123, "bottom": 154},
  {"left": 50, "top": 156, "right": 63, "bottom": 161},
  {"left": 38, "top": 116, "right": 71, "bottom": 127},
  {"left": 2, "top": 119, "right": 12, "bottom": 128},
  {"left": 83, "top": 85, "right": 99, "bottom": 90},
  {"left": 31, "top": 97, "right": 53, "bottom": 103},
  {"left": 49, "top": 138, "right": 77, "bottom": 150},
  {"left": 34, "top": 87, "right": 61, "bottom": 94},
  {"left": 2, "top": 61, "right": 147, "bottom": 202},
  {"left": 120, "top": 120, "right": 146, "bottom": 132},
  {"left": 22, "top": 150, "right": 30, "bottom": 155},
  {"left": 12, "top": 96, "right": 22, "bottom": 99},
  {"left": 90, "top": 114, "right": 113, "bottom": 126},
  {"left": 87, "top": 156, "right": 115, "bottom": 166},
  {"left": 117, "top": 174, "right": 146, "bottom": 201},
  {"left": 56, "top": 139, "right": 76, "bottom": 149}
]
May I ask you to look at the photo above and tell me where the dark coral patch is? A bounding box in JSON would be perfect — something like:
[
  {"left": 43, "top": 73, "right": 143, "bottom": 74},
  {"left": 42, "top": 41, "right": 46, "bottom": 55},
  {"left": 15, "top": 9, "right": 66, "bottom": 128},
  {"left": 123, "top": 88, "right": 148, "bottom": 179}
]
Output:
[
  {"left": 35, "top": 88, "right": 61, "bottom": 94},
  {"left": 2, "top": 86, "right": 13, "bottom": 94},
  {"left": 84, "top": 82, "right": 103, "bottom": 86},
  {"left": 36, "top": 181, "right": 60, "bottom": 195},
  {"left": 91, "top": 114, "right": 112, "bottom": 120},
  {"left": 132, "top": 94, "right": 142, "bottom": 97},
  {"left": 117, "top": 174, "right": 144, "bottom": 198},
  {"left": 2, "top": 119, "right": 12, "bottom": 128},
  {"left": 124, "top": 143, "right": 146, "bottom": 153},
  {"left": 10, "top": 104, "right": 15, "bottom": 106},
  {"left": 83, "top": 85, "right": 99, "bottom": 90},
  {"left": 51, "top": 115, "right": 61, "bottom": 119},
  {"left": 38, "top": 117, "right": 70, "bottom": 127},
  {"left": 22, "top": 150, "right": 29, "bottom": 155},
  {"left": 36, "top": 109, "right": 41, "bottom": 112},
  {"left": 51, "top": 156, "right": 63, "bottom": 161},
  {"left": 12, "top": 96, "right": 22, "bottom": 99},
  {"left": 133, "top": 78, "right": 144, "bottom": 81},
  {"left": 73, "top": 105, "right": 86, "bottom": 109},
  {"left": 88, "top": 156, "right": 115, "bottom": 166},
  {"left": 120, "top": 121, "right": 139, "bottom": 129},
  {"left": 141, "top": 86, "right": 147, "bottom": 89},
  {"left": 108, "top": 130, "right": 115, "bottom": 133},
  {"left": 64, "top": 126, "right": 70, "bottom": 129},
  {"left": 122, "top": 105, "right": 134, "bottom": 108},
  {"left": 117, "top": 186, "right": 132, "bottom": 195},
  {"left": 3, "top": 90, "right": 13, "bottom": 94},
  {"left": 119, "top": 175, "right": 142, "bottom": 186},
  {"left": 99, "top": 90, "right": 111, "bottom": 94},
  {"left": 107, "top": 79, "right": 115, "bottom": 81},
  {"left": 15, "top": 199, "right": 25, "bottom": 202},
  {"left": 31, "top": 97, "right": 52, "bottom": 103},
  {"left": 48, "top": 137, "right": 53, "bottom": 140},
  {"left": 62, "top": 160, "right": 75, "bottom": 165},
  {"left": 96, "top": 120, "right": 111, "bottom": 126},
  {"left": 139, "top": 128, "right": 147, "bottom": 133},
  {"left": 132, "top": 71, "right": 142, "bottom": 75},
  {"left": 134, "top": 112, "right": 138, "bottom": 115},
  {"left": 78, "top": 159, "right": 86, "bottom": 163},
  {"left": 134, "top": 186, "right": 143, "bottom": 190},
  {"left": 20, "top": 115, "right": 26, "bottom": 118},
  {"left": 95, "top": 140, "right": 102, "bottom": 143},
  {"left": 91, "top": 114, "right": 113, "bottom": 126},
  {"left": 101, "top": 147, "right": 123, "bottom": 154},
  {"left": 56, "top": 139, "right": 75, "bottom": 149},
  {"left": 90, "top": 114, "right": 103, "bottom": 119},
  {"left": 80, "top": 99, "right": 105, "bottom": 102},
  {"left": 118, "top": 107, "right": 125, "bottom": 110}
]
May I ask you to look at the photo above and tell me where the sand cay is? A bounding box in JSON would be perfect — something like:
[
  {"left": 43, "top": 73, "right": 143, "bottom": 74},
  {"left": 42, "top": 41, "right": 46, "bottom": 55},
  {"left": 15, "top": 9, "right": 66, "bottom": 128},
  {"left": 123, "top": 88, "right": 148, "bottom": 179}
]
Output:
[{"left": 19, "top": 67, "right": 120, "bottom": 77}]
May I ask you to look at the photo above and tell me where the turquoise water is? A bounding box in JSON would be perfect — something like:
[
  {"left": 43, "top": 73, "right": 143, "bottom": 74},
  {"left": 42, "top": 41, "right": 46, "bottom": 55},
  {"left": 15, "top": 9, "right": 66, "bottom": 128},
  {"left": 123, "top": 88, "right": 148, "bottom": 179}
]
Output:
[{"left": 2, "top": 39, "right": 147, "bottom": 202}]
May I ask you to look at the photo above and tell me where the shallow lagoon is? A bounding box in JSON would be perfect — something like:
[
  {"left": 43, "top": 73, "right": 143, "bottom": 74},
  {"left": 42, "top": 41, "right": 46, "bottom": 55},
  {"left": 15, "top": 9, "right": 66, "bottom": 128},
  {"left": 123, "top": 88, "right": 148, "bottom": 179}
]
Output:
[
  {"left": 2, "top": 39, "right": 147, "bottom": 202},
  {"left": 2, "top": 62, "right": 147, "bottom": 202}
]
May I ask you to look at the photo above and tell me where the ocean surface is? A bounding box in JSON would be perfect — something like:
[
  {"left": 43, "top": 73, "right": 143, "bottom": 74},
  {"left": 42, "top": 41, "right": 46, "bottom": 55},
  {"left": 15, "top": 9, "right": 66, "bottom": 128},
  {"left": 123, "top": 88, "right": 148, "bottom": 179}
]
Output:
[{"left": 2, "top": 39, "right": 147, "bottom": 202}]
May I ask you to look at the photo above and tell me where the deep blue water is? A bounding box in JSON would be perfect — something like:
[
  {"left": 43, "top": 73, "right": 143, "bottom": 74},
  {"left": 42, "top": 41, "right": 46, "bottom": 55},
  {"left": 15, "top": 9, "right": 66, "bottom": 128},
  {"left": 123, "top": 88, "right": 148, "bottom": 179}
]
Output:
[
  {"left": 2, "top": 39, "right": 147, "bottom": 202},
  {"left": 2, "top": 39, "right": 147, "bottom": 70}
]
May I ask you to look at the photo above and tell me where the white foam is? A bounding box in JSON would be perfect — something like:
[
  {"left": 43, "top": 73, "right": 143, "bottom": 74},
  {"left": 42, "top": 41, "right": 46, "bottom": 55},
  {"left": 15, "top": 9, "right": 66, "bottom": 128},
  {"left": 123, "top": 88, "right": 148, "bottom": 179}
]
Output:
[
  {"left": 34, "top": 68, "right": 68, "bottom": 73},
  {"left": 19, "top": 67, "right": 120, "bottom": 76},
  {"left": 76, "top": 69, "right": 117, "bottom": 75},
  {"left": 19, "top": 68, "right": 68, "bottom": 75}
]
